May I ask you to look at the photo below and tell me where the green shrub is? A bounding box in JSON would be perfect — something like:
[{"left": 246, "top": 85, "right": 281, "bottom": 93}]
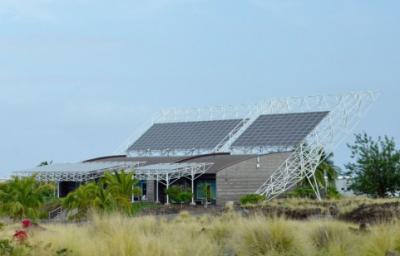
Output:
[
  {"left": 165, "top": 186, "right": 182, "bottom": 203},
  {"left": 240, "top": 194, "right": 265, "bottom": 205},
  {"left": 0, "top": 239, "right": 14, "bottom": 255},
  {"left": 178, "top": 191, "right": 193, "bottom": 204},
  {"left": 166, "top": 186, "right": 193, "bottom": 204},
  {"left": 287, "top": 187, "right": 315, "bottom": 198}
]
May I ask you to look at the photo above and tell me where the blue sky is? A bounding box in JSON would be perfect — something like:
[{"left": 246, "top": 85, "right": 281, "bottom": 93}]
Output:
[{"left": 0, "top": 0, "right": 399, "bottom": 177}]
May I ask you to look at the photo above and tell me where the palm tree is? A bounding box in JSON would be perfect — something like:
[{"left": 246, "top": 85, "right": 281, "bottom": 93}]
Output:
[
  {"left": 62, "top": 170, "right": 140, "bottom": 219},
  {"left": 62, "top": 182, "right": 105, "bottom": 219},
  {"left": 292, "top": 151, "right": 340, "bottom": 199},
  {"left": 101, "top": 170, "right": 142, "bottom": 205},
  {"left": 101, "top": 170, "right": 140, "bottom": 200},
  {"left": 63, "top": 183, "right": 97, "bottom": 209},
  {"left": 314, "top": 152, "right": 339, "bottom": 189},
  {"left": 0, "top": 176, "right": 54, "bottom": 220}
]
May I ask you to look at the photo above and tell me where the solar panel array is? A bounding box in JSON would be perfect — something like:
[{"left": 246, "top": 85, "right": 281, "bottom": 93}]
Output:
[
  {"left": 231, "top": 112, "right": 329, "bottom": 148},
  {"left": 128, "top": 119, "right": 242, "bottom": 151}
]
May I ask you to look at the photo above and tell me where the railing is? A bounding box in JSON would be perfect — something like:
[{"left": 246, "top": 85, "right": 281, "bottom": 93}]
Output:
[
  {"left": 212, "top": 118, "right": 249, "bottom": 152},
  {"left": 48, "top": 206, "right": 63, "bottom": 220}
]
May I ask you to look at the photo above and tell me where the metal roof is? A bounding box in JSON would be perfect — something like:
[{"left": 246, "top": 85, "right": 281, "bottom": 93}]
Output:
[
  {"left": 13, "top": 162, "right": 142, "bottom": 182},
  {"left": 15, "top": 162, "right": 137, "bottom": 173},
  {"left": 134, "top": 162, "right": 213, "bottom": 181},
  {"left": 180, "top": 154, "right": 257, "bottom": 174},
  {"left": 136, "top": 163, "right": 210, "bottom": 173},
  {"left": 232, "top": 112, "right": 328, "bottom": 148},
  {"left": 86, "top": 152, "right": 290, "bottom": 174},
  {"left": 85, "top": 155, "right": 188, "bottom": 165}
]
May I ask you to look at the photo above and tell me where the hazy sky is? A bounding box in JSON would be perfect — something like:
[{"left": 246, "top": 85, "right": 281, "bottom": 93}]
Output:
[{"left": 0, "top": 0, "right": 399, "bottom": 177}]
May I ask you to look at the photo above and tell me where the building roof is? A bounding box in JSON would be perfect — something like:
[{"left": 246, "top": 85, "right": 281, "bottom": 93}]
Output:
[
  {"left": 12, "top": 161, "right": 142, "bottom": 182},
  {"left": 84, "top": 152, "right": 290, "bottom": 174},
  {"left": 84, "top": 155, "right": 188, "bottom": 165},
  {"left": 178, "top": 154, "right": 256, "bottom": 174}
]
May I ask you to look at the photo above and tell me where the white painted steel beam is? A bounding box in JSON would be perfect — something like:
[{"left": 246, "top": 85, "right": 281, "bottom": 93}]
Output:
[{"left": 255, "top": 91, "right": 378, "bottom": 199}]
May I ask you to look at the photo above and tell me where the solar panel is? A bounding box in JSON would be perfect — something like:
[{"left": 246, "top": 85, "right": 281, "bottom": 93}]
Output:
[
  {"left": 128, "top": 119, "right": 242, "bottom": 151},
  {"left": 232, "top": 112, "right": 329, "bottom": 148}
]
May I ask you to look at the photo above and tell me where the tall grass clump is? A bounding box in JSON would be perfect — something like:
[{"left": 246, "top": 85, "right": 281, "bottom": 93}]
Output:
[
  {"left": 357, "top": 222, "right": 400, "bottom": 256},
  {"left": 1, "top": 211, "right": 400, "bottom": 255},
  {"left": 308, "top": 220, "right": 360, "bottom": 256},
  {"left": 233, "top": 216, "right": 311, "bottom": 256}
]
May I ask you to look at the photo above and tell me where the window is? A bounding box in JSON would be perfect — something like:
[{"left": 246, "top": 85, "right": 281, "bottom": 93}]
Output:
[{"left": 196, "top": 180, "right": 216, "bottom": 202}]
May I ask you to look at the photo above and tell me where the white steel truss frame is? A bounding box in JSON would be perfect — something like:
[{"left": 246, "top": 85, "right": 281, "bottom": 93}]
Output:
[
  {"left": 125, "top": 104, "right": 261, "bottom": 157},
  {"left": 13, "top": 161, "right": 212, "bottom": 204},
  {"left": 133, "top": 163, "right": 212, "bottom": 182},
  {"left": 123, "top": 91, "right": 377, "bottom": 200},
  {"left": 131, "top": 163, "right": 213, "bottom": 204},
  {"left": 126, "top": 91, "right": 377, "bottom": 157},
  {"left": 255, "top": 91, "right": 379, "bottom": 200},
  {"left": 13, "top": 162, "right": 143, "bottom": 182}
]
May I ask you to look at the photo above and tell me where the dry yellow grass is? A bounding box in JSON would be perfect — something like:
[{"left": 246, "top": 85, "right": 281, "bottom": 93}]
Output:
[
  {"left": 251, "top": 197, "right": 400, "bottom": 215},
  {"left": 1, "top": 210, "right": 400, "bottom": 256}
]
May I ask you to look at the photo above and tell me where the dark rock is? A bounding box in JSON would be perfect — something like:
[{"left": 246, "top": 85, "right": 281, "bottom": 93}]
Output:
[
  {"left": 328, "top": 205, "right": 339, "bottom": 217},
  {"left": 341, "top": 202, "right": 400, "bottom": 224},
  {"left": 359, "top": 222, "right": 370, "bottom": 232},
  {"left": 386, "top": 250, "right": 400, "bottom": 256}
]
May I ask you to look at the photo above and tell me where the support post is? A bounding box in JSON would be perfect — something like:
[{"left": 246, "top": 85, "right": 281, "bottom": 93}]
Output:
[
  {"left": 132, "top": 185, "right": 135, "bottom": 203},
  {"left": 306, "top": 174, "right": 322, "bottom": 201},
  {"left": 190, "top": 169, "right": 195, "bottom": 205},
  {"left": 156, "top": 174, "right": 160, "bottom": 203},
  {"left": 56, "top": 182, "right": 60, "bottom": 198},
  {"left": 131, "top": 174, "right": 135, "bottom": 203},
  {"left": 312, "top": 174, "right": 322, "bottom": 200},
  {"left": 324, "top": 169, "right": 328, "bottom": 197},
  {"left": 165, "top": 173, "right": 170, "bottom": 205}
]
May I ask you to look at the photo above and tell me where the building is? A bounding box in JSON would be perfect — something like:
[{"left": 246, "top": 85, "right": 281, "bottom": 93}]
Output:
[
  {"left": 82, "top": 152, "right": 291, "bottom": 205},
  {"left": 0, "top": 177, "right": 9, "bottom": 182},
  {"left": 13, "top": 92, "right": 377, "bottom": 205},
  {"left": 336, "top": 176, "right": 355, "bottom": 197}
]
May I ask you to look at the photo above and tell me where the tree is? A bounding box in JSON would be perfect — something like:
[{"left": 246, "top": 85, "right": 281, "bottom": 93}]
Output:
[
  {"left": 38, "top": 161, "right": 53, "bottom": 167},
  {"left": 345, "top": 133, "right": 400, "bottom": 198},
  {"left": 62, "top": 170, "right": 140, "bottom": 219},
  {"left": 316, "top": 152, "right": 339, "bottom": 188},
  {"left": 101, "top": 170, "right": 141, "bottom": 203},
  {"left": 62, "top": 182, "right": 100, "bottom": 219},
  {"left": 0, "top": 176, "right": 54, "bottom": 220},
  {"left": 290, "top": 150, "right": 340, "bottom": 199}
]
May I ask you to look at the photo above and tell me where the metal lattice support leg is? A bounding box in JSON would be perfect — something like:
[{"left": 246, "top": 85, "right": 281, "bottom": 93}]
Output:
[
  {"left": 131, "top": 175, "right": 135, "bottom": 203},
  {"left": 165, "top": 173, "right": 170, "bottom": 205},
  {"left": 256, "top": 91, "right": 378, "bottom": 200},
  {"left": 190, "top": 169, "right": 196, "bottom": 205},
  {"left": 306, "top": 174, "right": 322, "bottom": 201},
  {"left": 156, "top": 175, "right": 160, "bottom": 204}
]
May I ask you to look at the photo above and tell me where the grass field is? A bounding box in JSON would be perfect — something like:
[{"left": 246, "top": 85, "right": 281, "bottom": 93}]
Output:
[
  {"left": 241, "top": 197, "right": 400, "bottom": 223},
  {"left": 1, "top": 208, "right": 400, "bottom": 256}
]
